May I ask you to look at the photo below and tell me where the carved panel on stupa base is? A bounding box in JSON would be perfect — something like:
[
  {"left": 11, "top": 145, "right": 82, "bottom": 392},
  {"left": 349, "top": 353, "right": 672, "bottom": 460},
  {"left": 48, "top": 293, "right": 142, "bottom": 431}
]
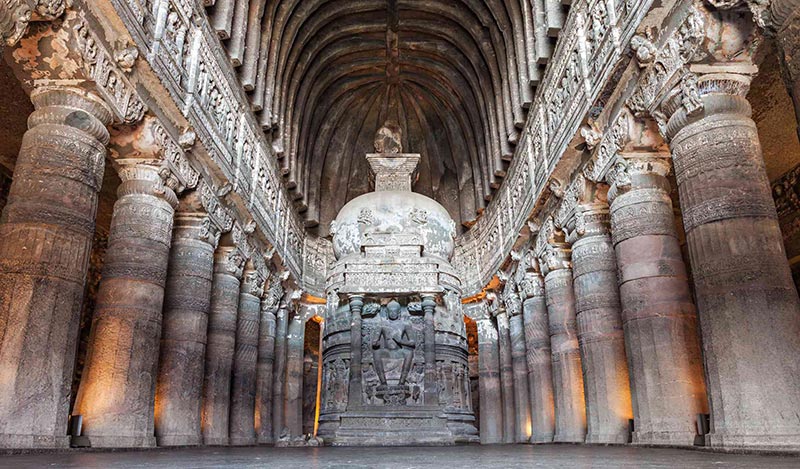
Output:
[{"left": 359, "top": 301, "right": 426, "bottom": 407}]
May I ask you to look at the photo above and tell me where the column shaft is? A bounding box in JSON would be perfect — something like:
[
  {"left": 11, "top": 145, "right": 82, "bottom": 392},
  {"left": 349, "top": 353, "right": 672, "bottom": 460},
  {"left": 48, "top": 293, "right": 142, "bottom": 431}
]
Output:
[
  {"left": 272, "top": 304, "right": 290, "bottom": 439},
  {"left": 0, "top": 86, "right": 111, "bottom": 448},
  {"left": 522, "top": 290, "right": 555, "bottom": 443},
  {"left": 256, "top": 306, "right": 277, "bottom": 444},
  {"left": 610, "top": 156, "right": 707, "bottom": 446},
  {"left": 229, "top": 269, "right": 263, "bottom": 446},
  {"left": 345, "top": 296, "right": 363, "bottom": 410},
  {"left": 544, "top": 267, "right": 586, "bottom": 443},
  {"left": 667, "top": 84, "right": 800, "bottom": 448},
  {"left": 155, "top": 213, "right": 215, "bottom": 446},
  {"left": 284, "top": 312, "right": 306, "bottom": 437},
  {"left": 476, "top": 316, "right": 503, "bottom": 444},
  {"left": 572, "top": 209, "right": 632, "bottom": 444},
  {"left": 495, "top": 309, "right": 516, "bottom": 443},
  {"left": 201, "top": 246, "right": 244, "bottom": 445},
  {"left": 74, "top": 163, "right": 177, "bottom": 448},
  {"left": 509, "top": 310, "right": 532, "bottom": 443}
]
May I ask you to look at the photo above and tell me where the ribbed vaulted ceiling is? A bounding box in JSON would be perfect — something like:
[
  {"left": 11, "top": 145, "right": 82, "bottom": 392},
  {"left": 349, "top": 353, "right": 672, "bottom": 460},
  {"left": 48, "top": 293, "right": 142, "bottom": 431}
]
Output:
[{"left": 205, "top": 0, "right": 567, "bottom": 235}]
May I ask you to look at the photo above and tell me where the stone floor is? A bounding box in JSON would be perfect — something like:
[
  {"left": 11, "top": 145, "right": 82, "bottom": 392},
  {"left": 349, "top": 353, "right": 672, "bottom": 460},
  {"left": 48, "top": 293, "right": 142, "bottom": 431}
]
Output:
[{"left": 1, "top": 445, "right": 799, "bottom": 468}]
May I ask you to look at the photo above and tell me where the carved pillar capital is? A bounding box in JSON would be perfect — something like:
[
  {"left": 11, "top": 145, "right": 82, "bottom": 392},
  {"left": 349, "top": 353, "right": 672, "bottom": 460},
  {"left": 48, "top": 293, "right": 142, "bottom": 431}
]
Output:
[
  {"left": 661, "top": 71, "right": 753, "bottom": 141},
  {"left": 114, "top": 159, "right": 179, "bottom": 208},
  {"left": 29, "top": 85, "right": 113, "bottom": 143},
  {"left": 241, "top": 262, "right": 266, "bottom": 297},
  {"left": 606, "top": 151, "right": 672, "bottom": 201},
  {"left": 574, "top": 204, "right": 611, "bottom": 239},
  {"left": 215, "top": 245, "right": 246, "bottom": 279}
]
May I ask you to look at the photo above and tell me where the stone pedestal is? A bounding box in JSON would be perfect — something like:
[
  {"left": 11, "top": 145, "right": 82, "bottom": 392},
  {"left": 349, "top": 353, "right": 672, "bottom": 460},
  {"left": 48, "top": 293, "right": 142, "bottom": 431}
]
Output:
[
  {"left": 73, "top": 161, "right": 177, "bottom": 448},
  {"left": 0, "top": 86, "right": 111, "bottom": 449},
  {"left": 609, "top": 152, "right": 707, "bottom": 446},
  {"left": 201, "top": 245, "right": 245, "bottom": 446},
  {"left": 256, "top": 298, "right": 278, "bottom": 444},
  {"left": 541, "top": 241, "right": 586, "bottom": 443},
  {"left": 272, "top": 301, "right": 291, "bottom": 440},
  {"left": 475, "top": 315, "right": 503, "bottom": 444},
  {"left": 521, "top": 282, "right": 555, "bottom": 444},
  {"left": 572, "top": 206, "right": 632, "bottom": 444},
  {"left": 229, "top": 265, "right": 264, "bottom": 446},
  {"left": 155, "top": 209, "right": 217, "bottom": 446},
  {"left": 507, "top": 295, "right": 532, "bottom": 443},
  {"left": 665, "top": 74, "right": 800, "bottom": 449},
  {"left": 495, "top": 306, "right": 516, "bottom": 443}
]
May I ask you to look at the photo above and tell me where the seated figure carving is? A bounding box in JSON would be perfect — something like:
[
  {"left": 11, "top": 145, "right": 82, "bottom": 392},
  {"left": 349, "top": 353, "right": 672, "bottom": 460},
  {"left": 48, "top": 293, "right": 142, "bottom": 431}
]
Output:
[{"left": 371, "top": 300, "right": 415, "bottom": 389}]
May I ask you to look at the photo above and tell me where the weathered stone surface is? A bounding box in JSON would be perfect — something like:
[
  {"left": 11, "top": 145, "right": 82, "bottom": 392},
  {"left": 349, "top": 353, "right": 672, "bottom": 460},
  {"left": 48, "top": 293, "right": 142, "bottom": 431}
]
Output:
[
  {"left": 544, "top": 267, "right": 587, "bottom": 443},
  {"left": 666, "top": 77, "right": 800, "bottom": 449},
  {"left": 272, "top": 299, "right": 291, "bottom": 440},
  {"left": 202, "top": 245, "right": 244, "bottom": 446},
  {"left": 0, "top": 86, "right": 111, "bottom": 449},
  {"left": 609, "top": 153, "right": 707, "bottom": 446},
  {"left": 572, "top": 207, "right": 632, "bottom": 444},
  {"left": 507, "top": 295, "right": 532, "bottom": 443},
  {"left": 73, "top": 161, "right": 177, "bottom": 448},
  {"left": 495, "top": 305, "right": 516, "bottom": 444},
  {"left": 255, "top": 277, "right": 281, "bottom": 444},
  {"left": 155, "top": 209, "right": 216, "bottom": 446},
  {"left": 475, "top": 313, "right": 503, "bottom": 445},
  {"left": 229, "top": 264, "right": 264, "bottom": 446},
  {"left": 522, "top": 292, "right": 555, "bottom": 444}
]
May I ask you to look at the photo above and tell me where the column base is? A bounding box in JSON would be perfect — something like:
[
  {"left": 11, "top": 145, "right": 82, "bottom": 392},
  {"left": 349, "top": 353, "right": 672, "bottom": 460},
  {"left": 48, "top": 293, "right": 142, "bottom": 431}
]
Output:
[
  {"left": 78, "top": 434, "right": 156, "bottom": 448},
  {"left": 0, "top": 433, "right": 70, "bottom": 449},
  {"left": 256, "top": 437, "right": 274, "bottom": 445},
  {"left": 229, "top": 436, "right": 257, "bottom": 446},
  {"left": 707, "top": 431, "right": 800, "bottom": 451},
  {"left": 585, "top": 431, "right": 630, "bottom": 444},
  {"left": 156, "top": 434, "right": 202, "bottom": 446},
  {"left": 530, "top": 433, "right": 554, "bottom": 444},
  {"left": 632, "top": 430, "right": 699, "bottom": 447},
  {"left": 553, "top": 432, "right": 585, "bottom": 443},
  {"left": 203, "top": 436, "right": 230, "bottom": 446}
]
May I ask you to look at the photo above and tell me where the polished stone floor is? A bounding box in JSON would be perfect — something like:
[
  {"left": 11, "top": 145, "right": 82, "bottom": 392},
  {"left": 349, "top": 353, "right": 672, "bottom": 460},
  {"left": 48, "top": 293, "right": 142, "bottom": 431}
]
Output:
[{"left": 2, "top": 445, "right": 799, "bottom": 469}]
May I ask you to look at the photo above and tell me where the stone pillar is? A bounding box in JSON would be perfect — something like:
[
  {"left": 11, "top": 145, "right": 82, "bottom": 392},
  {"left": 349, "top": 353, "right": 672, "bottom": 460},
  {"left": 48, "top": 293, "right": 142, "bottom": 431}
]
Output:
[
  {"left": 421, "top": 294, "right": 438, "bottom": 405},
  {"left": 664, "top": 72, "right": 800, "bottom": 448},
  {"left": 345, "top": 295, "right": 364, "bottom": 410},
  {"left": 539, "top": 231, "right": 586, "bottom": 443},
  {"left": 571, "top": 203, "right": 632, "bottom": 444},
  {"left": 229, "top": 263, "right": 265, "bottom": 446},
  {"left": 271, "top": 297, "right": 291, "bottom": 439},
  {"left": 284, "top": 302, "right": 312, "bottom": 438},
  {"left": 493, "top": 298, "right": 516, "bottom": 443},
  {"left": 256, "top": 277, "right": 282, "bottom": 444},
  {"left": 519, "top": 263, "right": 555, "bottom": 443},
  {"left": 0, "top": 86, "right": 111, "bottom": 449},
  {"left": 771, "top": 0, "right": 800, "bottom": 140},
  {"left": 73, "top": 160, "right": 178, "bottom": 448},
  {"left": 506, "top": 287, "right": 532, "bottom": 443},
  {"left": 475, "top": 312, "right": 503, "bottom": 444},
  {"left": 201, "top": 244, "right": 245, "bottom": 446},
  {"left": 608, "top": 151, "right": 707, "bottom": 446},
  {"left": 154, "top": 198, "right": 219, "bottom": 446}
]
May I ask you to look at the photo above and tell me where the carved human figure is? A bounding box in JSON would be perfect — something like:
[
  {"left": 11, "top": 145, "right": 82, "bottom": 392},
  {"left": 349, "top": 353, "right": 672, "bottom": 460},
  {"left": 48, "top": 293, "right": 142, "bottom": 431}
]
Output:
[{"left": 372, "top": 300, "right": 416, "bottom": 385}]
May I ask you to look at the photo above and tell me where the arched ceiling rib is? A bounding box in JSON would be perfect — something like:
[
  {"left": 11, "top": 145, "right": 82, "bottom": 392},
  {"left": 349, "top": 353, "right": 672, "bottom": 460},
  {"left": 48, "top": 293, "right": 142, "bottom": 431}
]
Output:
[{"left": 205, "top": 0, "right": 569, "bottom": 235}]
